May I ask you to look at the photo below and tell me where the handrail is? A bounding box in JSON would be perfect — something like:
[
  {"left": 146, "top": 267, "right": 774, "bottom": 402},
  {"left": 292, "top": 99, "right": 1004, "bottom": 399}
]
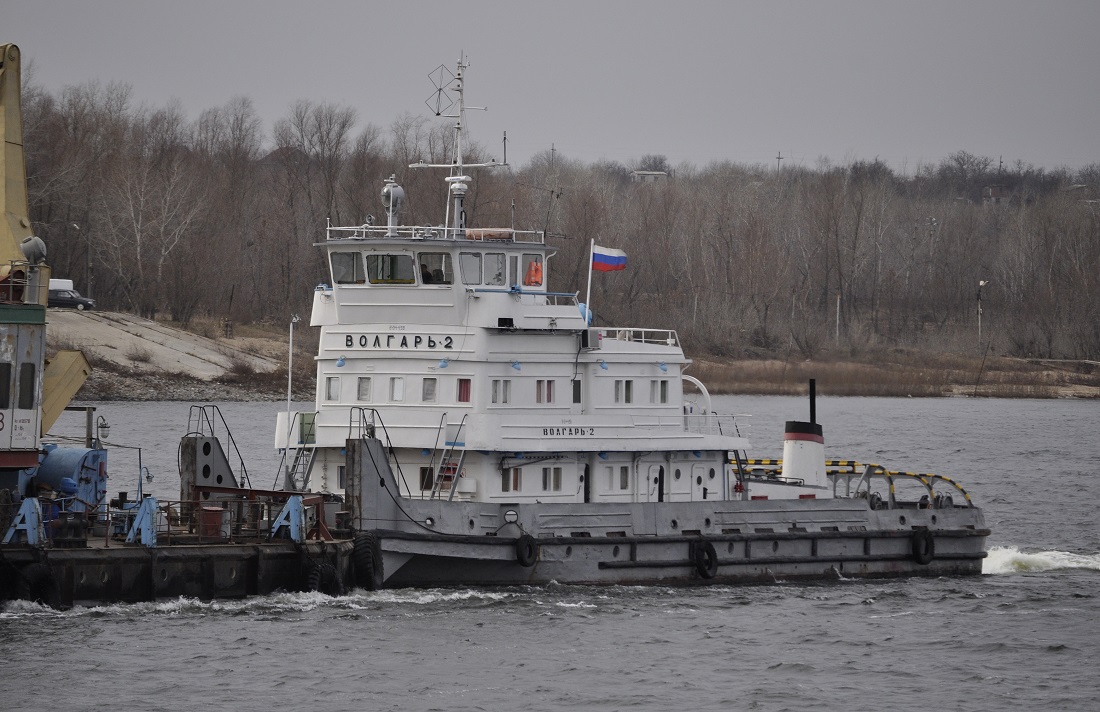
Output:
[{"left": 325, "top": 224, "right": 545, "bottom": 244}]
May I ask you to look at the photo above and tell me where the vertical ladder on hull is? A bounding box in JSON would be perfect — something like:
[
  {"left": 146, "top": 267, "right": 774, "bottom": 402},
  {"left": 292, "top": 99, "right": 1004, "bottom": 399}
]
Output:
[{"left": 280, "top": 412, "right": 317, "bottom": 491}]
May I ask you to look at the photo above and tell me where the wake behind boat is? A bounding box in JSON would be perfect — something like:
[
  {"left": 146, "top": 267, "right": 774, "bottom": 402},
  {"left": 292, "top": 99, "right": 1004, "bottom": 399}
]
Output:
[{"left": 1, "top": 53, "right": 987, "bottom": 606}]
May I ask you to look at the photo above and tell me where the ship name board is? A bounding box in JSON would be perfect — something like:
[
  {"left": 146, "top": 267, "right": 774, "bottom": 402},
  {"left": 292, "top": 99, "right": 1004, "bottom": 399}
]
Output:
[
  {"left": 344, "top": 334, "right": 454, "bottom": 350},
  {"left": 542, "top": 427, "right": 596, "bottom": 436}
]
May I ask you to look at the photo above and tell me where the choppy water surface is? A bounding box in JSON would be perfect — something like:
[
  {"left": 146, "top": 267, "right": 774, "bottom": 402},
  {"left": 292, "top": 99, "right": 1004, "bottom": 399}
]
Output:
[{"left": 3, "top": 396, "right": 1099, "bottom": 711}]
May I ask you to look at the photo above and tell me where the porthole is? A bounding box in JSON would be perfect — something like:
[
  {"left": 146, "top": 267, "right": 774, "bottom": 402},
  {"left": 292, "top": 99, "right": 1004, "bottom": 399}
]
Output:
[
  {"left": 565, "top": 546, "right": 573, "bottom": 557},
  {"left": 931, "top": 515, "right": 938, "bottom": 524},
  {"left": 160, "top": 568, "right": 168, "bottom": 582},
  {"left": 705, "top": 517, "right": 712, "bottom": 527},
  {"left": 696, "top": 476, "right": 702, "bottom": 485},
  {"left": 202, "top": 442, "right": 212, "bottom": 456},
  {"left": 202, "top": 464, "right": 211, "bottom": 479},
  {"left": 613, "top": 545, "right": 620, "bottom": 557},
  {"left": 771, "top": 541, "right": 779, "bottom": 553},
  {"left": 674, "top": 469, "right": 681, "bottom": 480},
  {"left": 708, "top": 468, "right": 716, "bottom": 480},
  {"left": 671, "top": 519, "right": 679, "bottom": 529},
  {"left": 727, "top": 542, "right": 734, "bottom": 554},
  {"left": 468, "top": 518, "right": 475, "bottom": 530},
  {"left": 216, "top": 475, "right": 223, "bottom": 485},
  {"left": 899, "top": 515, "right": 907, "bottom": 525}
]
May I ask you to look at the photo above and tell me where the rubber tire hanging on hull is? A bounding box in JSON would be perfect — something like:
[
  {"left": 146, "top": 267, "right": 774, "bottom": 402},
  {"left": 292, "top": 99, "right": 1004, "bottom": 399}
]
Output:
[
  {"left": 307, "top": 561, "right": 344, "bottom": 596},
  {"left": 353, "top": 532, "right": 384, "bottom": 590},
  {"left": 515, "top": 534, "right": 538, "bottom": 567},
  {"left": 912, "top": 530, "right": 935, "bottom": 565},
  {"left": 17, "top": 563, "right": 62, "bottom": 609},
  {"left": 695, "top": 540, "right": 719, "bottom": 579}
]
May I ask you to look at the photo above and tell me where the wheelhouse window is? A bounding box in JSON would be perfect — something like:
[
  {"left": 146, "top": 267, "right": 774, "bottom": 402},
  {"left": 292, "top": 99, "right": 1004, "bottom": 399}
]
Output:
[
  {"left": 572, "top": 379, "right": 581, "bottom": 404},
  {"left": 522, "top": 254, "right": 544, "bottom": 286},
  {"left": 331, "top": 252, "right": 366, "bottom": 284},
  {"left": 365, "top": 253, "right": 415, "bottom": 284},
  {"left": 325, "top": 377, "right": 340, "bottom": 401},
  {"left": 418, "top": 252, "right": 453, "bottom": 285},
  {"left": 459, "top": 252, "right": 482, "bottom": 285},
  {"left": 484, "top": 253, "right": 506, "bottom": 286},
  {"left": 357, "top": 377, "right": 372, "bottom": 401},
  {"left": 457, "top": 378, "right": 472, "bottom": 403},
  {"left": 422, "top": 377, "right": 437, "bottom": 402},
  {"left": 390, "top": 377, "right": 405, "bottom": 401}
]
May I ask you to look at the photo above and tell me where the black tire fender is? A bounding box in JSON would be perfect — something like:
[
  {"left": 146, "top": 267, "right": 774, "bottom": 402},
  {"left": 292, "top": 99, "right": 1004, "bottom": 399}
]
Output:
[
  {"left": 307, "top": 561, "right": 344, "bottom": 596},
  {"left": 352, "top": 532, "right": 384, "bottom": 590},
  {"left": 694, "top": 539, "right": 719, "bottom": 579},
  {"left": 912, "top": 530, "right": 935, "bottom": 566},
  {"left": 17, "top": 563, "right": 62, "bottom": 609},
  {"left": 515, "top": 534, "right": 538, "bottom": 567}
]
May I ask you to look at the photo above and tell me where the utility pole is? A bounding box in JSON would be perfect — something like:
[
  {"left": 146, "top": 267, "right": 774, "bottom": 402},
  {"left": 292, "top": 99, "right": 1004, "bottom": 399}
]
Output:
[{"left": 776, "top": 151, "right": 783, "bottom": 173}]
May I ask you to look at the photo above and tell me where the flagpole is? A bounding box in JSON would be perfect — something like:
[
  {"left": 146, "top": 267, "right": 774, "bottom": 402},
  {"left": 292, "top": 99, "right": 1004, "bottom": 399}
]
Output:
[{"left": 584, "top": 238, "right": 594, "bottom": 323}]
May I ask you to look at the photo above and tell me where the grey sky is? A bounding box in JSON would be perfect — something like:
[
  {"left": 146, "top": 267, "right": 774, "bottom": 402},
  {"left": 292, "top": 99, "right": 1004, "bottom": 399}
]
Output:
[{"left": 6, "top": 0, "right": 1098, "bottom": 171}]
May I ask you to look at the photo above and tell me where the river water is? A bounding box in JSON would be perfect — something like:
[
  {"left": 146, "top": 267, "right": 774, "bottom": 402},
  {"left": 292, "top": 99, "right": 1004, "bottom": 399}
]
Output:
[{"left": 3, "top": 396, "right": 1099, "bottom": 711}]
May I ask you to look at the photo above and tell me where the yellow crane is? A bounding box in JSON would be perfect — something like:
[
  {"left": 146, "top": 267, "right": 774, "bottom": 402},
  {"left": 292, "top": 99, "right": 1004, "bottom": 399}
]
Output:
[{"left": 0, "top": 43, "right": 89, "bottom": 441}]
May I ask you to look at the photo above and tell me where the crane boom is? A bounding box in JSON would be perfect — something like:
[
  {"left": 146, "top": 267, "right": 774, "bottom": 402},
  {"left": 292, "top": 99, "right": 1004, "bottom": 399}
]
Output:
[{"left": 0, "top": 43, "right": 33, "bottom": 267}]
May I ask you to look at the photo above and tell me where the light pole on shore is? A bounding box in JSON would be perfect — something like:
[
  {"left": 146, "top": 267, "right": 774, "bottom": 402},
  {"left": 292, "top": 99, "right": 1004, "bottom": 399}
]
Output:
[{"left": 977, "top": 280, "right": 989, "bottom": 352}]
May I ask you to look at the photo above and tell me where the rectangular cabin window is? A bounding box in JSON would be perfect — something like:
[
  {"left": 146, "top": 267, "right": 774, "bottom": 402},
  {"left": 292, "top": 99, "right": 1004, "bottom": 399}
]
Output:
[
  {"left": 509, "top": 254, "right": 520, "bottom": 287},
  {"left": 419, "top": 467, "right": 435, "bottom": 491},
  {"left": 535, "top": 379, "right": 554, "bottom": 404},
  {"left": 357, "top": 377, "right": 372, "bottom": 401},
  {"left": 492, "top": 379, "right": 511, "bottom": 404},
  {"left": 521, "top": 254, "right": 544, "bottom": 286},
  {"left": 365, "top": 253, "right": 415, "bottom": 284},
  {"left": 325, "top": 377, "right": 340, "bottom": 401},
  {"left": 614, "top": 379, "right": 633, "bottom": 404},
  {"left": 542, "top": 466, "right": 562, "bottom": 492},
  {"left": 422, "top": 377, "right": 437, "bottom": 402},
  {"left": 17, "top": 364, "right": 35, "bottom": 410},
  {"left": 620, "top": 466, "right": 630, "bottom": 490},
  {"left": 331, "top": 252, "right": 365, "bottom": 284},
  {"left": 0, "top": 362, "right": 10, "bottom": 408},
  {"left": 651, "top": 379, "right": 669, "bottom": 404},
  {"left": 459, "top": 252, "right": 482, "bottom": 285},
  {"left": 484, "top": 253, "right": 506, "bottom": 286},
  {"left": 418, "top": 252, "right": 453, "bottom": 285},
  {"left": 457, "top": 378, "right": 471, "bottom": 403},
  {"left": 572, "top": 379, "right": 581, "bottom": 404},
  {"left": 337, "top": 466, "right": 347, "bottom": 490},
  {"left": 390, "top": 377, "right": 405, "bottom": 401},
  {"left": 502, "top": 467, "right": 522, "bottom": 493}
]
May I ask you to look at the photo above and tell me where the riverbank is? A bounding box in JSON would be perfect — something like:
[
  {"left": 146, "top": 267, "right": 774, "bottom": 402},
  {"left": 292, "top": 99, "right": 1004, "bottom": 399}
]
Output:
[{"left": 48, "top": 311, "right": 1100, "bottom": 401}]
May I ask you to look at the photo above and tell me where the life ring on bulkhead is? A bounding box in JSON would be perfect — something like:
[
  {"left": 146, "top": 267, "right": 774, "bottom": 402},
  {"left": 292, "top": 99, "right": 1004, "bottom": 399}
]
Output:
[
  {"left": 515, "top": 534, "right": 538, "bottom": 567},
  {"left": 694, "top": 539, "right": 719, "bottom": 579},
  {"left": 911, "top": 530, "right": 935, "bottom": 566},
  {"left": 352, "top": 531, "right": 384, "bottom": 590}
]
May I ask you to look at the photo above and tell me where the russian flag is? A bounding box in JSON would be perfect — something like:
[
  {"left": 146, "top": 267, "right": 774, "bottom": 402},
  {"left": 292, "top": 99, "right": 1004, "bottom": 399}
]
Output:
[{"left": 592, "top": 244, "right": 627, "bottom": 272}]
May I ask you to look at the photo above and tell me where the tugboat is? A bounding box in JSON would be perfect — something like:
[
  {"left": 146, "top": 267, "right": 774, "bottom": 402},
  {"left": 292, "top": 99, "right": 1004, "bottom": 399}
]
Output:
[
  {"left": 268, "top": 57, "right": 989, "bottom": 587},
  {"left": 1, "top": 50, "right": 987, "bottom": 606}
]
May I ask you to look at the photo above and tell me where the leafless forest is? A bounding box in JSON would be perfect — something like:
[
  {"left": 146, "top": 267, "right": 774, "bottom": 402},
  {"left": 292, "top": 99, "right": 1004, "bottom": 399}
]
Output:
[{"left": 23, "top": 81, "right": 1100, "bottom": 360}]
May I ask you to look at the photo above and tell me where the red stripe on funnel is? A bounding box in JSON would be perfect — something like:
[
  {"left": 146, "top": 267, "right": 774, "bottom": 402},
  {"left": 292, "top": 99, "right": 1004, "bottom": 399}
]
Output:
[{"left": 784, "top": 432, "right": 825, "bottom": 444}]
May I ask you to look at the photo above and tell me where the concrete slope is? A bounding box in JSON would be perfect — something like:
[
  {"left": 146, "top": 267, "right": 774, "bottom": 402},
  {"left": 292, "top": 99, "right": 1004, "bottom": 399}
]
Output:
[{"left": 45, "top": 310, "right": 281, "bottom": 380}]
